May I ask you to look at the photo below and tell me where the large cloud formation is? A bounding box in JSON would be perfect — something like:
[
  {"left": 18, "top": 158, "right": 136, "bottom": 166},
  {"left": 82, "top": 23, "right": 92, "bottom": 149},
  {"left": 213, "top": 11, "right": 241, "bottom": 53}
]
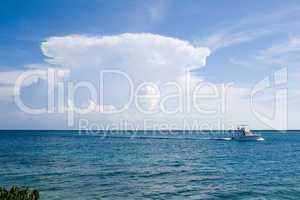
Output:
[
  {"left": 41, "top": 33, "right": 210, "bottom": 82},
  {"left": 39, "top": 33, "right": 211, "bottom": 115},
  {"left": 0, "top": 33, "right": 289, "bottom": 129}
]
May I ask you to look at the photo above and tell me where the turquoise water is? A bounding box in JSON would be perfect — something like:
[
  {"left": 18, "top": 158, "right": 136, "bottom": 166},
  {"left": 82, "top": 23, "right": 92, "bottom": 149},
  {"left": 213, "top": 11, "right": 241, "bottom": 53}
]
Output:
[{"left": 0, "top": 130, "right": 300, "bottom": 200}]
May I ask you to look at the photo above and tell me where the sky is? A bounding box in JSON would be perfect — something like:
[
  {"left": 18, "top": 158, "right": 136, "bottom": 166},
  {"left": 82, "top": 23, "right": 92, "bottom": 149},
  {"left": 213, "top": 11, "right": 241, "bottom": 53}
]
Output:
[{"left": 0, "top": 0, "right": 300, "bottom": 130}]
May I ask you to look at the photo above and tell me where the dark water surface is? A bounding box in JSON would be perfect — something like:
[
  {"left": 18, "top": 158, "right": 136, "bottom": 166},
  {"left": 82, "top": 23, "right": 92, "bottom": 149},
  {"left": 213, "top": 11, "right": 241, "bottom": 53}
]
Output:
[{"left": 0, "top": 130, "right": 300, "bottom": 200}]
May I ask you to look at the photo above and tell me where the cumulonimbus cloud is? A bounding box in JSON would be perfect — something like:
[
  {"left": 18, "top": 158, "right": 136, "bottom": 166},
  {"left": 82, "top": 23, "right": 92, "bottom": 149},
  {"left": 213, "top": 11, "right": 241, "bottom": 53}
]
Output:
[
  {"left": 41, "top": 33, "right": 210, "bottom": 82},
  {"left": 39, "top": 33, "right": 211, "bottom": 112}
]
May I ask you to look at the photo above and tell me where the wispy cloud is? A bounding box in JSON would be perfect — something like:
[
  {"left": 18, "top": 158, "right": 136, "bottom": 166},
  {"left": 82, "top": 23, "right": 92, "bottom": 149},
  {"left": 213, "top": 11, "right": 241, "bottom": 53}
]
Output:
[
  {"left": 195, "top": 5, "right": 300, "bottom": 51},
  {"left": 229, "top": 57, "right": 255, "bottom": 69},
  {"left": 197, "top": 29, "right": 269, "bottom": 51},
  {"left": 260, "top": 36, "right": 300, "bottom": 58},
  {"left": 148, "top": 0, "right": 167, "bottom": 24},
  {"left": 229, "top": 36, "right": 300, "bottom": 71}
]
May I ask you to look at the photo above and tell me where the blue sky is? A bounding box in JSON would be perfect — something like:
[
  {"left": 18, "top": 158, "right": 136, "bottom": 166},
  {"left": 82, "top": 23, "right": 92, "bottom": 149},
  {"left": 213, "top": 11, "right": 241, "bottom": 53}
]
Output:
[
  {"left": 1, "top": 0, "right": 299, "bottom": 81},
  {"left": 1, "top": 0, "right": 300, "bottom": 129}
]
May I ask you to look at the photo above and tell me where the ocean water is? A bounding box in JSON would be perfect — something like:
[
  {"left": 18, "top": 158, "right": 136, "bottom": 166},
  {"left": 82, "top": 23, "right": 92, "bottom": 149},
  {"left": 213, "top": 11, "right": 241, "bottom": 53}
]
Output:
[{"left": 0, "top": 130, "right": 300, "bottom": 200}]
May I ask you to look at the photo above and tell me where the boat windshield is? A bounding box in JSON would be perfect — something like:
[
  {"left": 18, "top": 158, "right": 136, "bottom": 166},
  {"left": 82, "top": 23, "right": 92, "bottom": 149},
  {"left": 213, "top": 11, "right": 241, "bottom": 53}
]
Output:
[{"left": 238, "top": 125, "right": 253, "bottom": 136}]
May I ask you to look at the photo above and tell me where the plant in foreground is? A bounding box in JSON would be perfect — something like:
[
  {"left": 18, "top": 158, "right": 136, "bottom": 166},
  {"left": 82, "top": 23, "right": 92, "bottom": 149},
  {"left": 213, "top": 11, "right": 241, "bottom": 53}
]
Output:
[{"left": 0, "top": 186, "right": 39, "bottom": 200}]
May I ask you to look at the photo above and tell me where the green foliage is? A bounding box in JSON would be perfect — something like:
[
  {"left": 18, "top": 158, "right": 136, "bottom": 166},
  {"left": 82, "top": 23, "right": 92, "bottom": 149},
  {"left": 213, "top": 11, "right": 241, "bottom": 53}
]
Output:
[{"left": 0, "top": 186, "right": 39, "bottom": 200}]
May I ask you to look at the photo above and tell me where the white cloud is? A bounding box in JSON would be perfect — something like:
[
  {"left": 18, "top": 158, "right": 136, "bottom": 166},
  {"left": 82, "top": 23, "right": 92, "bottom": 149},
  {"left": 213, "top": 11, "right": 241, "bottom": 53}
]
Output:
[
  {"left": 0, "top": 70, "right": 25, "bottom": 85},
  {"left": 0, "top": 70, "right": 41, "bottom": 100},
  {"left": 65, "top": 99, "right": 116, "bottom": 113},
  {"left": 197, "top": 30, "right": 268, "bottom": 51},
  {"left": 2, "top": 32, "right": 294, "bottom": 129},
  {"left": 36, "top": 31, "right": 291, "bottom": 129},
  {"left": 0, "top": 67, "right": 69, "bottom": 101},
  {"left": 233, "top": 36, "right": 300, "bottom": 69},
  {"left": 260, "top": 36, "right": 300, "bottom": 58},
  {"left": 195, "top": 6, "right": 300, "bottom": 51},
  {"left": 0, "top": 86, "right": 15, "bottom": 99},
  {"left": 88, "top": 100, "right": 117, "bottom": 113},
  {"left": 40, "top": 33, "right": 210, "bottom": 112},
  {"left": 41, "top": 33, "right": 210, "bottom": 75}
]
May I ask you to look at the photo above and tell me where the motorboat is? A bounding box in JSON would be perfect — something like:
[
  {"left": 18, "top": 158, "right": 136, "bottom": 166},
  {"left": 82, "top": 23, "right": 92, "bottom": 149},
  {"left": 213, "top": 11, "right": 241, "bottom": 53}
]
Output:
[{"left": 231, "top": 125, "right": 264, "bottom": 141}]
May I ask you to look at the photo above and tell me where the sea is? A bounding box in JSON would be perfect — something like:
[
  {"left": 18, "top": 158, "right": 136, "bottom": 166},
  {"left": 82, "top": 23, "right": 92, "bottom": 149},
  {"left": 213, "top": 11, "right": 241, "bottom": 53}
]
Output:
[{"left": 0, "top": 130, "right": 300, "bottom": 200}]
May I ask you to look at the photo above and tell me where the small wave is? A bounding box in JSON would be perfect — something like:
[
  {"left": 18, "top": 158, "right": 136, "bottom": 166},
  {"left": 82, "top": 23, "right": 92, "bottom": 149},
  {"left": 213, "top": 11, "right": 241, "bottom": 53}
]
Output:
[
  {"left": 134, "top": 137, "right": 233, "bottom": 141},
  {"left": 207, "top": 137, "right": 231, "bottom": 141},
  {"left": 98, "top": 135, "right": 234, "bottom": 141},
  {"left": 222, "top": 137, "right": 232, "bottom": 141}
]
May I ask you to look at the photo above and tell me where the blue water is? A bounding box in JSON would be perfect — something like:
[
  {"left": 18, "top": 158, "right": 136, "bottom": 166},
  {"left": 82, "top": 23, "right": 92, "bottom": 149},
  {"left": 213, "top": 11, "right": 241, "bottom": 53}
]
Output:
[{"left": 0, "top": 130, "right": 300, "bottom": 200}]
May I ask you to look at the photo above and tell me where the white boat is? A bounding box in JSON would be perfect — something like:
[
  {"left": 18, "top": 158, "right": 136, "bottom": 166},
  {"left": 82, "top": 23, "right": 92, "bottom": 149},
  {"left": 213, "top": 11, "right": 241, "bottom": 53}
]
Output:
[{"left": 231, "top": 125, "right": 264, "bottom": 141}]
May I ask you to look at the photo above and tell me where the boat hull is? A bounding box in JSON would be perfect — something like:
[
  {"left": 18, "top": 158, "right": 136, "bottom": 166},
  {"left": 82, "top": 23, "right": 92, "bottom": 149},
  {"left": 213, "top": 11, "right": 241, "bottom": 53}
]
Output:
[{"left": 231, "top": 135, "right": 264, "bottom": 141}]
